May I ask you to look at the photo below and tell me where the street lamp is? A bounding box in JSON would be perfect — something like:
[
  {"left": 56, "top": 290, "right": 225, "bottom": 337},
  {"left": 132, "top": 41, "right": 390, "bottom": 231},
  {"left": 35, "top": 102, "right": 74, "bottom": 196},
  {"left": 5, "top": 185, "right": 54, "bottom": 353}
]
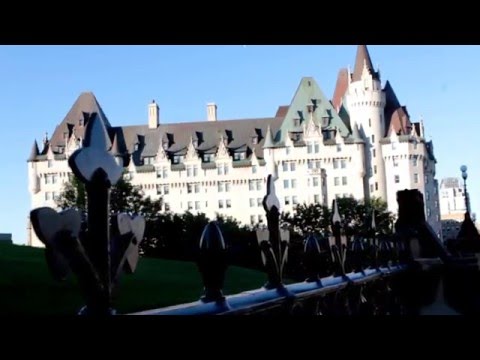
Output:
[{"left": 460, "top": 165, "right": 471, "bottom": 214}]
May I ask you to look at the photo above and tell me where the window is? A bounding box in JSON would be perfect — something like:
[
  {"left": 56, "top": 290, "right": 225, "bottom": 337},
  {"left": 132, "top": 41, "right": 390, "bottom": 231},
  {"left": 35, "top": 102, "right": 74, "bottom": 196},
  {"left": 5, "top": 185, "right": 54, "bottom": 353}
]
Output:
[
  {"left": 414, "top": 142, "right": 418, "bottom": 150},
  {"left": 413, "top": 157, "right": 418, "bottom": 166},
  {"left": 250, "top": 215, "right": 256, "bottom": 225},
  {"left": 425, "top": 175, "right": 428, "bottom": 184},
  {"left": 234, "top": 152, "right": 246, "bottom": 160},
  {"left": 249, "top": 180, "right": 255, "bottom": 191},
  {"left": 308, "top": 161, "right": 313, "bottom": 169},
  {"left": 291, "top": 179, "right": 297, "bottom": 188},
  {"left": 188, "top": 201, "right": 193, "bottom": 210},
  {"left": 395, "top": 175, "right": 400, "bottom": 184},
  {"left": 195, "top": 201, "right": 200, "bottom": 210},
  {"left": 290, "top": 162, "right": 296, "bottom": 171},
  {"left": 375, "top": 182, "right": 378, "bottom": 191},
  {"left": 258, "top": 215, "right": 263, "bottom": 223},
  {"left": 252, "top": 165, "right": 257, "bottom": 174},
  {"left": 194, "top": 184, "right": 200, "bottom": 193},
  {"left": 144, "top": 157, "right": 154, "bottom": 165},
  {"left": 285, "top": 197, "right": 290, "bottom": 205},
  {"left": 307, "top": 143, "right": 313, "bottom": 154},
  {"left": 426, "top": 192, "right": 430, "bottom": 200},
  {"left": 226, "top": 200, "right": 232, "bottom": 208},
  {"left": 414, "top": 173, "right": 419, "bottom": 183},
  {"left": 45, "top": 175, "right": 51, "bottom": 184},
  {"left": 341, "top": 160, "right": 346, "bottom": 169},
  {"left": 292, "top": 196, "right": 298, "bottom": 205},
  {"left": 333, "top": 159, "right": 339, "bottom": 169},
  {"left": 156, "top": 169, "right": 162, "bottom": 178},
  {"left": 218, "top": 200, "right": 224, "bottom": 209},
  {"left": 342, "top": 176, "right": 347, "bottom": 185},
  {"left": 47, "top": 160, "right": 53, "bottom": 168},
  {"left": 314, "top": 194, "right": 320, "bottom": 203},
  {"left": 313, "top": 177, "right": 319, "bottom": 187},
  {"left": 164, "top": 185, "right": 170, "bottom": 195},
  {"left": 193, "top": 166, "right": 198, "bottom": 177},
  {"left": 218, "top": 165, "right": 224, "bottom": 175},
  {"left": 165, "top": 203, "right": 170, "bottom": 211},
  {"left": 187, "top": 184, "right": 193, "bottom": 193},
  {"left": 156, "top": 185, "right": 162, "bottom": 195},
  {"left": 427, "top": 208, "right": 431, "bottom": 217},
  {"left": 392, "top": 142, "right": 397, "bottom": 150},
  {"left": 370, "top": 184, "right": 374, "bottom": 192},
  {"left": 371, "top": 135, "right": 375, "bottom": 143},
  {"left": 374, "top": 165, "right": 377, "bottom": 174},
  {"left": 204, "top": 154, "right": 214, "bottom": 162},
  {"left": 334, "top": 177, "right": 340, "bottom": 186},
  {"left": 218, "top": 182, "right": 224, "bottom": 192},
  {"left": 393, "top": 158, "right": 399, "bottom": 167},
  {"left": 257, "top": 198, "right": 262, "bottom": 207},
  {"left": 316, "top": 161, "right": 321, "bottom": 169},
  {"left": 45, "top": 192, "right": 51, "bottom": 201},
  {"left": 336, "top": 144, "right": 341, "bottom": 152},
  {"left": 250, "top": 198, "right": 255, "bottom": 207},
  {"left": 283, "top": 162, "right": 288, "bottom": 172},
  {"left": 225, "top": 182, "right": 231, "bottom": 192},
  {"left": 286, "top": 147, "right": 291, "bottom": 155},
  {"left": 372, "top": 149, "right": 376, "bottom": 158},
  {"left": 256, "top": 180, "right": 262, "bottom": 191},
  {"left": 314, "top": 142, "right": 320, "bottom": 153}
]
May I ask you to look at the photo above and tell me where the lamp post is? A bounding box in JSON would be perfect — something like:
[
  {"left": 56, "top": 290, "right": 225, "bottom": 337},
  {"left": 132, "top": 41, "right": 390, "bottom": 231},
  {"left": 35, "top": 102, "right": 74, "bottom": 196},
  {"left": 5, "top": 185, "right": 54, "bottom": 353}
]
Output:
[{"left": 460, "top": 165, "right": 470, "bottom": 214}]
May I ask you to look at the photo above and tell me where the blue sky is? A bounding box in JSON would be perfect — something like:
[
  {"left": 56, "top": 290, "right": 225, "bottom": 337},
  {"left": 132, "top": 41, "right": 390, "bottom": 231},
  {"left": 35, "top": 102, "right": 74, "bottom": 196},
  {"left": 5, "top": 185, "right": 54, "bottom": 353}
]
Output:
[{"left": 0, "top": 45, "right": 477, "bottom": 244}]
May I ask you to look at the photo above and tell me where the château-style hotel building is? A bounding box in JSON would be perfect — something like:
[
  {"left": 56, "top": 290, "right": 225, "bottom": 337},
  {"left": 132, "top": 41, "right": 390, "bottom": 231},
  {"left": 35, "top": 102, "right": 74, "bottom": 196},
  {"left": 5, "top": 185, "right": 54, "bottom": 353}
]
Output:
[{"left": 27, "top": 45, "right": 442, "bottom": 247}]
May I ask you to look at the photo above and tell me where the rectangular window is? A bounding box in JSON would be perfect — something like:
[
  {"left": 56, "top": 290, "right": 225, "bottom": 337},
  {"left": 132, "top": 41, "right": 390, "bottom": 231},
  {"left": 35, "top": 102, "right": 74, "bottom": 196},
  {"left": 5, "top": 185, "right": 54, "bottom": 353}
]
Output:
[
  {"left": 283, "top": 179, "right": 289, "bottom": 189},
  {"left": 225, "top": 182, "right": 231, "bottom": 192},
  {"left": 163, "top": 167, "right": 168, "bottom": 178},
  {"left": 218, "top": 165, "right": 224, "bottom": 175},
  {"left": 314, "top": 194, "right": 320, "bottom": 203},
  {"left": 292, "top": 196, "right": 298, "bottom": 205},
  {"left": 164, "top": 185, "right": 170, "bottom": 195},
  {"left": 45, "top": 192, "right": 51, "bottom": 201},
  {"left": 249, "top": 180, "right": 255, "bottom": 191},
  {"left": 193, "top": 166, "right": 198, "bottom": 177},
  {"left": 218, "top": 200, "right": 224, "bottom": 209},
  {"left": 250, "top": 215, "right": 256, "bottom": 225},
  {"left": 286, "top": 147, "right": 291, "bottom": 155},
  {"left": 342, "top": 176, "right": 347, "bottom": 185},
  {"left": 290, "top": 162, "right": 296, "bottom": 171},
  {"left": 156, "top": 185, "right": 162, "bottom": 195},
  {"left": 218, "top": 182, "right": 224, "bottom": 192},
  {"left": 375, "top": 182, "right": 378, "bottom": 191},
  {"left": 250, "top": 198, "right": 255, "bottom": 207},
  {"left": 256, "top": 180, "right": 262, "bottom": 191},
  {"left": 413, "top": 157, "right": 418, "bottom": 166},
  {"left": 307, "top": 143, "right": 313, "bottom": 154},
  {"left": 308, "top": 161, "right": 313, "bottom": 169},
  {"left": 370, "top": 184, "right": 374, "bottom": 192},
  {"left": 395, "top": 175, "right": 400, "bottom": 184},
  {"left": 258, "top": 215, "right": 263, "bottom": 224},
  {"left": 315, "top": 160, "right": 321, "bottom": 169},
  {"left": 374, "top": 165, "right": 377, "bottom": 174},
  {"left": 333, "top": 159, "right": 339, "bottom": 169},
  {"left": 194, "top": 183, "right": 200, "bottom": 193},
  {"left": 165, "top": 203, "right": 170, "bottom": 211},
  {"left": 373, "top": 149, "right": 376, "bottom": 158},
  {"left": 426, "top": 192, "right": 430, "bottom": 200},
  {"left": 257, "top": 198, "right": 262, "bottom": 207},
  {"left": 392, "top": 142, "right": 397, "bottom": 150},
  {"left": 414, "top": 173, "right": 419, "bottom": 183},
  {"left": 188, "top": 201, "right": 193, "bottom": 210},
  {"left": 314, "top": 142, "right": 320, "bottom": 153},
  {"left": 425, "top": 175, "right": 429, "bottom": 184},
  {"left": 283, "top": 162, "right": 288, "bottom": 172},
  {"left": 224, "top": 165, "right": 229, "bottom": 175},
  {"left": 369, "top": 118, "right": 371, "bottom": 127},
  {"left": 45, "top": 175, "right": 51, "bottom": 184},
  {"left": 334, "top": 177, "right": 340, "bottom": 186},
  {"left": 313, "top": 177, "right": 319, "bottom": 187},
  {"left": 371, "top": 135, "right": 375, "bottom": 143},
  {"left": 187, "top": 184, "right": 193, "bottom": 193},
  {"left": 291, "top": 179, "right": 297, "bottom": 189},
  {"left": 226, "top": 199, "right": 232, "bottom": 208},
  {"left": 252, "top": 165, "right": 257, "bottom": 174},
  {"left": 414, "top": 142, "right": 418, "bottom": 150},
  {"left": 285, "top": 197, "right": 290, "bottom": 205},
  {"left": 341, "top": 159, "right": 346, "bottom": 169},
  {"left": 336, "top": 144, "right": 341, "bottom": 152},
  {"left": 47, "top": 160, "right": 53, "bottom": 168},
  {"left": 187, "top": 166, "right": 192, "bottom": 177},
  {"left": 156, "top": 169, "right": 162, "bottom": 178},
  {"left": 195, "top": 201, "right": 200, "bottom": 210}
]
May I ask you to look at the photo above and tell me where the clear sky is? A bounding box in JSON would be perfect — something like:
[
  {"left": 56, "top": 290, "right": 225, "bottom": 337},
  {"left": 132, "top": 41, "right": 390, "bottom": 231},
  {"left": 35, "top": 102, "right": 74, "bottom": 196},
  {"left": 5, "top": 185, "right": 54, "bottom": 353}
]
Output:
[{"left": 0, "top": 45, "right": 477, "bottom": 244}]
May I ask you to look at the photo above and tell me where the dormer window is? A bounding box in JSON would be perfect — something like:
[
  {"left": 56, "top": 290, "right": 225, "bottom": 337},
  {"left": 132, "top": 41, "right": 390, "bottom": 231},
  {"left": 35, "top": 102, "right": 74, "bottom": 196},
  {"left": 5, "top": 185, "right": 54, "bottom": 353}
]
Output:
[
  {"left": 234, "top": 152, "right": 246, "bottom": 161},
  {"left": 173, "top": 155, "right": 184, "bottom": 164}
]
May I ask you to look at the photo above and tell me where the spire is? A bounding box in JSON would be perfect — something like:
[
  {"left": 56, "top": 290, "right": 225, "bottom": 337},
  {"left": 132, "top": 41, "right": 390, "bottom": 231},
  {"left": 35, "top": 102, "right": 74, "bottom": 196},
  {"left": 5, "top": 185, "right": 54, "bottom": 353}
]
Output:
[
  {"left": 263, "top": 125, "right": 275, "bottom": 149},
  {"left": 28, "top": 140, "right": 40, "bottom": 162},
  {"left": 111, "top": 133, "right": 121, "bottom": 156},
  {"left": 351, "top": 45, "right": 378, "bottom": 82}
]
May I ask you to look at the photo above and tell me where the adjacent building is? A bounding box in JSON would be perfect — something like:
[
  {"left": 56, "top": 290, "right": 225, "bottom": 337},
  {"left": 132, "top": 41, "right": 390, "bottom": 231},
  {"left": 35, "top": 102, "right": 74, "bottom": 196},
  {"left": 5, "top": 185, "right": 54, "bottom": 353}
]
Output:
[{"left": 26, "top": 45, "right": 442, "bottom": 247}]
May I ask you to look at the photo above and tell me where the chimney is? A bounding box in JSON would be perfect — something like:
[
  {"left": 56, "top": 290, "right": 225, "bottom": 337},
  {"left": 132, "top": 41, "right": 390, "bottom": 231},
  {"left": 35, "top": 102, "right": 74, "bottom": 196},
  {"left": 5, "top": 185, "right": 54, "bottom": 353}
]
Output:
[
  {"left": 148, "top": 100, "right": 159, "bottom": 129},
  {"left": 207, "top": 103, "right": 217, "bottom": 122}
]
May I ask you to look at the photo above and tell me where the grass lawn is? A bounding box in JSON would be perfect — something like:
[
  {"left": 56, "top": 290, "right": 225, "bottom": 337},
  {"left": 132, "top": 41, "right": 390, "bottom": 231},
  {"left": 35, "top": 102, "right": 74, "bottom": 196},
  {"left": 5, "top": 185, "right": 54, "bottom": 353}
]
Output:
[{"left": 0, "top": 243, "right": 267, "bottom": 315}]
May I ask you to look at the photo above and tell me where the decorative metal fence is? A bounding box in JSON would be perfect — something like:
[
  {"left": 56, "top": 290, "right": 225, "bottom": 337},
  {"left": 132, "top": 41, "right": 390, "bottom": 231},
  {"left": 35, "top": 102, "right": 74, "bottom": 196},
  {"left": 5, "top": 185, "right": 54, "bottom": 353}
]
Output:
[{"left": 29, "top": 113, "right": 480, "bottom": 316}]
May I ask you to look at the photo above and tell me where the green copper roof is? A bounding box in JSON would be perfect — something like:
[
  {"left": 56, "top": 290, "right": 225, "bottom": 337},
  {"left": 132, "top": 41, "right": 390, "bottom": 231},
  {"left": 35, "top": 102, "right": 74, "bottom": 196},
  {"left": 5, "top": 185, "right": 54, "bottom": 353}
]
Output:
[{"left": 277, "top": 77, "right": 350, "bottom": 144}]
